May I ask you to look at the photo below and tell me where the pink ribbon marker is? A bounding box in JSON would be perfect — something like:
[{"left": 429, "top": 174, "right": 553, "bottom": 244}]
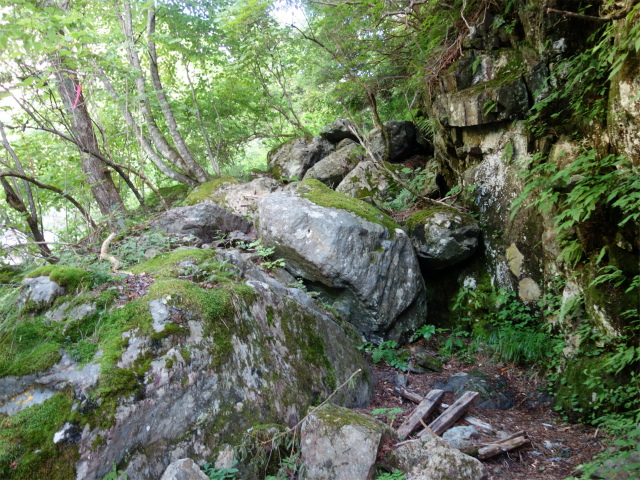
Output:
[{"left": 72, "top": 83, "right": 82, "bottom": 110}]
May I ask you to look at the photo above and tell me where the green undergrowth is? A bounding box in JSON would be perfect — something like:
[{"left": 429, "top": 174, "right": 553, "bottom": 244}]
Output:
[
  {"left": 0, "top": 391, "right": 77, "bottom": 479},
  {"left": 145, "top": 183, "right": 190, "bottom": 210},
  {"left": 183, "top": 176, "right": 239, "bottom": 206},
  {"left": 0, "top": 288, "right": 119, "bottom": 377},
  {"left": 26, "top": 265, "right": 89, "bottom": 293},
  {"left": 131, "top": 249, "right": 220, "bottom": 278},
  {"left": 298, "top": 179, "right": 399, "bottom": 236}
]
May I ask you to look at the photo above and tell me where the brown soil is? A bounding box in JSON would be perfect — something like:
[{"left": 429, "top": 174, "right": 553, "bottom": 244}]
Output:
[{"left": 354, "top": 343, "right": 609, "bottom": 480}]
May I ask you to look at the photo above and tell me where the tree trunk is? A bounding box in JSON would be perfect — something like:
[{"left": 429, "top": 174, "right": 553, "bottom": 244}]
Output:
[
  {"left": 98, "top": 70, "right": 199, "bottom": 187},
  {"left": 147, "top": 6, "right": 210, "bottom": 183},
  {"left": 53, "top": 60, "right": 124, "bottom": 216}
]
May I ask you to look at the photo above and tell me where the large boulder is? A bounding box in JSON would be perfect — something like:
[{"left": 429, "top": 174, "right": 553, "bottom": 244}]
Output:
[
  {"left": 258, "top": 180, "right": 427, "bottom": 343},
  {"left": 18, "top": 276, "right": 66, "bottom": 310},
  {"left": 320, "top": 118, "right": 358, "bottom": 144},
  {"left": 268, "top": 136, "right": 334, "bottom": 180},
  {"left": 303, "top": 144, "right": 365, "bottom": 187},
  {"left": 151, "top": 202, "right": 253, "bottom": 243},
  {"left": 0, "top": 248, "right": 373, "bottom": 480},
  {"left": 384, "top": 437, "right": 488, "bottom": 480},
  {"left": 405, "top": 205, "right": 480, "bottom": 270},
  {"left": 368, "top": 121, "right": 418, "bottom": 162},
  {"left": 301, "top": 403, "right": 392, "bottom": 480},
  {"left": 184, "top": 177, "right": 282, "bottom": 223},
  {"left": 335, "top": 160, "right": 392, "bottom": 202}
]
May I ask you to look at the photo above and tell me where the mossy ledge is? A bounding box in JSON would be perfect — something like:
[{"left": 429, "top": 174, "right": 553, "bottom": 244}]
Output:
[
  {"left": 183, "top": 176, "right": 239, "bottom": 206},
  {"left": 25, "top": 265, "right": 89, "bottom": 293},
  {"left": 405, "top": 204, "right": 475, "bottom": 233},
  {"left": 298, "top": 179, "right": 400, "bottom": 236}
]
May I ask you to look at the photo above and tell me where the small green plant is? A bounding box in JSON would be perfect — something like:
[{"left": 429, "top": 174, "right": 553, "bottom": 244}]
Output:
[
  {"left": 242, "top": 239, "right": 286, "bottom": 270},
  {"left": 371, "top": 407, "right": 403, "bottom": 426},
  {"left": 410, "top": 324, "right": 436, "bottom": 342},
  {"left": 359, "top": 341, "right": 410, "bottom": 371},
  {"left": 376, "top": 469, "right": 406, "bottom": 480},
  {"left": 102, "top": 462, "right": 127, "bottom": 480},
  {"left": 202, "top": 461, "right": 239, "bottom": 480},
  {"left": 382, "top": 167, "right": 428, "bottom": 211},
  {"left": 265, "top": 452, "right": 305, "bottom": 479}
]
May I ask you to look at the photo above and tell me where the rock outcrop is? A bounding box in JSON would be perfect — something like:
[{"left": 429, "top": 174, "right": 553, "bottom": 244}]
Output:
[
  {"left": 335, "top": 160, "right": 393, "bottom": 202},
  {"left": 368, "top": 121, "right": 419, "bottom": 162},
  {"left": 152, "top": 202, "right": 254, "bottom": 243},
  {"left": 268, "top": 136, "right": 334, "bottom": 180},
  {"left": 405, "top": 205, "right": 480, "bottom": 270},
  {"left": 303, "top": 143, "right": 365, "bottom": 187},
  {"left": 258, "top": 180, "right": 428, "bottom": 343},
  {"left": 320, "top": 118, "right": 358, "bottom": 144}
]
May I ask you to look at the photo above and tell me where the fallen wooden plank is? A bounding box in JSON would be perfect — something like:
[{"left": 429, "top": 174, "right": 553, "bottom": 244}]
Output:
[
  {"left": 393, "top": 388, "right": 495, "bottom": 435},
  {"left": 478, "top": 436, "right": 530, "bottom": 460},
  {"left": 419, "top": 391, "right": 479, "bottom": 437},
  {"left": 396, "top": 389, "right": 445, "bottom": 439},
  {"left": 394, "top": 387, "right": 422, "bottom": 404}
]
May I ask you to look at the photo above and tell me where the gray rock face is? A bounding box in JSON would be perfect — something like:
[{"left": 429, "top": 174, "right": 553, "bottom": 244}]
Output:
[
  {"left": 336, "top": 138, "right": 357, "bottom": 150},
  {"left": 385, "top": 437, "right": 487, "bottom": 480},
  {"left": 152, "top": 202, "right": 253, "bottom": 243},
  {"left": 335, "top": 160, "right": 392, "bottom": 202},
  {"left": 203, "top": 177, "right": 283, "bottom": 224},
  {"left": 442, "top": 426, "right": 480, "bottom": 450},
  {"left": 268, "top": 136, "right": 334, "bottom": 180},
  {"left": 69, "top": 249, "right": 372, "bottom": 480},
  {"left": 18, "top": 276, "right": 66, "bottom": 309},
  {"left": 303, "top": 144, "right": 364, "bottom": 187},
  {"left": 406, "top": 206, "right": 480, "bottom": 270},
  {"left": 160, "top": 458, "right": 209, "bottom": 480},
  {"left": 320, "top": 118, "right": 358, "bottom": 144},
  {"left": 257, "top": 188, "right": 427, "bottom": 343},
  {"left": 368, "top": 121, "right": 417, "bottom": 162},
  {"left": 301, "top": 403, "right": 391, "bottom": 480},
  {"left": 45, "top": 301, "right": 96, "bottom": 322},
  {"left": 432, "top": 370, "right": 515, "bottom": 410}
]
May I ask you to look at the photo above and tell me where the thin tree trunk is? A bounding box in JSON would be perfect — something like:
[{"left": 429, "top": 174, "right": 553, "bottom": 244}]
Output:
[
  {"left": 147, "top": 6, "right": 210, "bottom": 183},
  {"left": 53, "top": 59, "right": 124, "bottom": 216},
  {"left": 185, "top": 61, "right": 220, "bottom": 176},
  {"left": 115, "top": 1, "right": 205, "bottom": 184},
  {"left": 98, "top": 70, "right": 199, "bottom": 187},
  {"left": 0, "top": 171, "right": 97, "bottom": 230}
]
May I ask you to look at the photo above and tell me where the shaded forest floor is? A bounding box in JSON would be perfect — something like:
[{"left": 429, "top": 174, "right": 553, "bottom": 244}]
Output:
[{"left": 355, "top": 342, "right": 607, "bottom": 480}]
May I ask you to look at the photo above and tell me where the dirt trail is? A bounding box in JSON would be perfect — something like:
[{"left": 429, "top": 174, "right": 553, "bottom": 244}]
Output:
[{"left": 355, "top": 349, "right": 607, "bottom": 480}]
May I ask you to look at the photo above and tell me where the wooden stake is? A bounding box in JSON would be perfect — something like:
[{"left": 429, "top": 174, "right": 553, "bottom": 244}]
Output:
[
  {"left": 419, "top": 391, "right": 479, "bottom": 437},
  {"left": 478, "top": 436, "right": 530, "bottom": 460},
  {"left": 396, "top": 389, "right": 444, "bottom": 439}
]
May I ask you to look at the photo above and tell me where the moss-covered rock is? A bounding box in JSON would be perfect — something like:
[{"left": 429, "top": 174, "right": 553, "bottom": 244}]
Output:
[
  {"left": 26, "top": 265, "right": 89, "bottom": 293},
  {"left": 405, "top": 204, "right": 480, "bottom": 270},
  {"left": 183, "top": 176, "right": 239, "bottom": 206},
  {"left": 258, "top": 184, "right": 427, "bottom": 344}
]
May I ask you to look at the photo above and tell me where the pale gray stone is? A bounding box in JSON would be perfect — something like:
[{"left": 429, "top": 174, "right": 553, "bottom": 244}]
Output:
[
  {"left": 303, "top": 144, "right": 364, "bottom": 187},
  {"left": 268, "top": 136, "right": 334, "bottom": 180},
  {"left": 159, "top": 458, "right": 208, "bottom": 480},
  {"left": 386, "top": 437, "right": 487, "bottom": 480},
  {"left": 258, "top": 188, "right": 427, "bottom": 343},
  {"left": 18, "top": 276, "right": 66, "bottom": 309},
  {"left": 301, "top": 403, "right": 392, "bottom": 480},
  {"left": 442, "top": 426, "right": 480, "bottom": 450}
]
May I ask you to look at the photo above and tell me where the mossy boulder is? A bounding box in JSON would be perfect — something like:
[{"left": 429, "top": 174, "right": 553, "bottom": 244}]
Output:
[
  {"left": 405, "top": 205, "right": 480, "bottom": 270},
  {"left": 0, "top": 248, "right": 373, "bottom": 480},
  {"left": 335, "top": 160, "right": 393, "bottom": 202},
  {"left": 17, "top": 266, "right": 90, "bottom": 312},
  {"left": 258, "top": 180, "right": 427, "bottom": 344},
  {"left": 183, "top": 176, "right": 239, "bottom": 206},
  {"left": 300, "top": 403, "right": 393, "bottom": 480}
]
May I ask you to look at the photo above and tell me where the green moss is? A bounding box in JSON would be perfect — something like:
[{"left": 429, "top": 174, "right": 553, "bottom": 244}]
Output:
[
  {"left": 148, "top": 280, "right": 254, "bottom": 369},
  {"left": 150, "top": 322, "right": 189, "bottom": 342},
  {"left": 146, "top": 184, "right": 189, "bottom": 209},
  {"left": 405, "top": 204, "right": 474, "bottom": 233},
  {"left": 99, "top": 367, "right": 139, "bottom": 398},
  {"left": 180, "top": 347, "right": 191, "bottom": 364},
  {"left": 0, "top": 391, "right": 77, "bottom": 479},
  {"left": 298, "top": 179, "right": 399, "bottom": 236},
  {"left": 183, "top": 176, "right": 239, "bottom": 206},
  {"left": 165, "top": 357, "right": 174, "bottom": 369},
  {"left": 130, "top": 249, "right": 219, "bottom": 278},
  {"left": 25, "top": 265, "right": 89, "bottom": 293},
  {"left": 0, "top": 320, "right": 63, "bottom": 377}
]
